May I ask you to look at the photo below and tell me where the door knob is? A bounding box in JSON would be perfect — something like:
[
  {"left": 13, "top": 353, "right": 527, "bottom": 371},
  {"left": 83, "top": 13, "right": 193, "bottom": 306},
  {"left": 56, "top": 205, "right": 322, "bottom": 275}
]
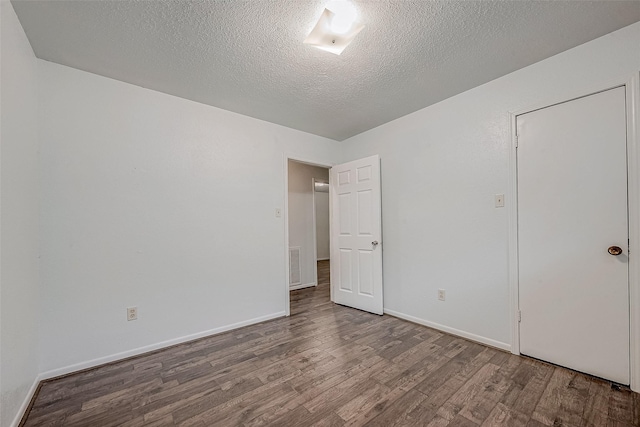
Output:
[
  {"left": 372, "top": 241, "right": 379, "bottom": 246},
  {"left": 608, "top": 246, "right": 623, "bottom": 256}
]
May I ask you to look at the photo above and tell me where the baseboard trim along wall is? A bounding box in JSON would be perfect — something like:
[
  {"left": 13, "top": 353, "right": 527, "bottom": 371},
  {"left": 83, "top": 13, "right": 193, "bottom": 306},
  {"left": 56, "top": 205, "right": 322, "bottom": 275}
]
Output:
[
  {"left": 289, "top": 282, "right": 316, "bottom": 291},
  {"left": 10, "top": 375, "right": 42, "bottom": 427},
  {"left": 39, "top": 311, "right": 286, "bottom": 381},
  {"left": 383, "top": 309, "right": 511, "bottom": 352}
]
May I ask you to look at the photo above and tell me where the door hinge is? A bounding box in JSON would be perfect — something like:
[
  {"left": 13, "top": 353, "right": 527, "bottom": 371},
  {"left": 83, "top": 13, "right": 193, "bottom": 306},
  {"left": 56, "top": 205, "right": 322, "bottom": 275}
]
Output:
[
  {"left": 515, "top": 135, "right": 518, "bottom": 148},
  {"left": 518, "top": 310, "right": 522, "bottom": 322}
]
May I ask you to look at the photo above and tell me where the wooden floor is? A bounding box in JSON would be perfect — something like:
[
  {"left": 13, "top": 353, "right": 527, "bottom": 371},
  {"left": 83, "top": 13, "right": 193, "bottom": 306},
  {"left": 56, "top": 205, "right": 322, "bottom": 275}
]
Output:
[{"left": 22, "top": 260, "right": 639, "bottom": 426}]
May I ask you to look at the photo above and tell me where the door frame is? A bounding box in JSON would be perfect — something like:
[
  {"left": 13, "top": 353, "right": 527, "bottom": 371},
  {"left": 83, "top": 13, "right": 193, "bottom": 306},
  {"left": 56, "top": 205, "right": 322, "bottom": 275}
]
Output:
[
  {"left": 311, "top": 178, "right": 319, "bottom": 290},
  {"left": 313, "top": 177, "right": 330, "bottom": 258},
  {"left": 311, "top": 177, "right": 330, "bottom": 289},
  {"left": 507, "top": 73, "right": 640, "bottom": 391},
  {"left": 283, "top": 154, "right": 333, "bottom": 316}
]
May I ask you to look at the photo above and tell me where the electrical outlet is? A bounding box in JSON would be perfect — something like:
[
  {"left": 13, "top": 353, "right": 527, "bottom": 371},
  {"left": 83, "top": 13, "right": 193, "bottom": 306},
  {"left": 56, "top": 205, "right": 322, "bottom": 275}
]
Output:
[
  {"left": 438, "top": 289, "right": 446, "bottom": 301},
  {"left": 127, "top": 306, "right": 137, "bottom": 321}
]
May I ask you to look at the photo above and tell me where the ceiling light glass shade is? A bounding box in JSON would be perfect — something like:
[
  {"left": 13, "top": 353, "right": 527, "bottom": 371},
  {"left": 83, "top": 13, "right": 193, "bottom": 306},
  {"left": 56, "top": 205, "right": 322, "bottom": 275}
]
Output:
[
  {"left": 326, "top": 0, "right": 358, "bottom": 34},
  {"left": 304, "top": 8, "right": 364, "bottom": 55}
]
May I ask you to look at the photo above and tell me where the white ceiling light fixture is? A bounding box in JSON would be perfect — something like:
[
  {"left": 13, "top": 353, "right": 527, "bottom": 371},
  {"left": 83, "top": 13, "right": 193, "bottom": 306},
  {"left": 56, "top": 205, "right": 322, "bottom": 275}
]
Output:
[{"left": 304, "top": 0, "right": 364, "bottom": 55}]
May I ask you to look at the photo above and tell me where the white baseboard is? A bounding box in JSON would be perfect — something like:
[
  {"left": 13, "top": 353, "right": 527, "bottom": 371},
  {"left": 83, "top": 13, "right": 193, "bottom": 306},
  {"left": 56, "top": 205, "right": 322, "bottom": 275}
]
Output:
[
  {"left": 289, "top": 282, "right": 316, "bottom": 291},
  {"left": 10, "top": 374, "right": 42, "bottom": 427},
  {"left": 39, "top": 311, "right": 286, "bottom": 381},
  {"left": 383, "top": 308, "right": 511, "bottom": 352},
  {"left": 316, "top": 257, "right": 330, "bottom": 261}
]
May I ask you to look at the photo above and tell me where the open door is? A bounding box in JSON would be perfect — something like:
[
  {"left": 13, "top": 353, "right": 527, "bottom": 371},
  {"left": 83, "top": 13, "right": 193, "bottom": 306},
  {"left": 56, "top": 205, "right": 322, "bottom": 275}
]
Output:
[{"left": 330, "top": 155, "right": 383, "bottom": 315}]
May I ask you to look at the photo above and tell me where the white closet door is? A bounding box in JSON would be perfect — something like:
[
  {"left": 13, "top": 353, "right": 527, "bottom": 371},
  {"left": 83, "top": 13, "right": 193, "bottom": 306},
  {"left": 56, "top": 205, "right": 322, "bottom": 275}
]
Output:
[{"left": 518, "top": 86, "right": 629, "bottom": 384}]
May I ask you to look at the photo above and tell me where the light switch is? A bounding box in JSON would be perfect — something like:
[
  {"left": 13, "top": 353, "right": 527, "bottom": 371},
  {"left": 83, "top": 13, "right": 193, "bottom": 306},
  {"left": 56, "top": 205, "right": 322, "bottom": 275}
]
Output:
[
  {"left": 275, "top": 208, "right": 282, "bottom": 218},
  {"left": 495, "top": 194, "right": 505, "bottom": 208}
]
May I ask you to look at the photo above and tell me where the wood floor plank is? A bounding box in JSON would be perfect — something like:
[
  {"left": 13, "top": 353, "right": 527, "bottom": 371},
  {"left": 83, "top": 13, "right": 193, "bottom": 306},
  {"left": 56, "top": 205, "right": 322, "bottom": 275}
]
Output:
[
  {"left": 608, "top": 386, "right": 640, "bottom": 427},
  {"left": 581, "top": 377, "right": 612, "bottom": 427},
  {"left": 183, "top": 382, "right": 298, "bottom": 426},
  {"left": 371, "top": 341, "right": 441, "bottom": 386},
  {"left": 437, "top": 363, "right": 501, "bottom": 421},
  {"left": 480, "top": 402, "right": 528, "bottom": 427},
  {"left": 530, "top": 367, "right": 591, "bottom": 427},
  {"left": 20, "top": 260, "right": 638, "bottom": 427},
  {"left": 457, "top": 353, "right": 523, "bottom": 424},
  {"left": 176, "top": 372, "right": 299, "bottom": 426},
  {"left": 302, "top": 370, "right": 388, "bottom": 414},
  {"left": 135, "top": 377, "right": 223, "bottom": 423},
  {"left": 310, "top": 412, "right": 346, "bottom": 427},
  {"left": 362, "top": 389, "right": 428, "bottom": 427},
  {"left": 334, "top": 380, "right": 391, "bottom": 422}
]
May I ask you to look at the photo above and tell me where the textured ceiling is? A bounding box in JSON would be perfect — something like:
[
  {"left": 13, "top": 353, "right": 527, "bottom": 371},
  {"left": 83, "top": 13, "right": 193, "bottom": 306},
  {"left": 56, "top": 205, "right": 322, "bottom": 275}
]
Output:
[{"left": 11, "top": 0, "right": 640, "bottom": 141}]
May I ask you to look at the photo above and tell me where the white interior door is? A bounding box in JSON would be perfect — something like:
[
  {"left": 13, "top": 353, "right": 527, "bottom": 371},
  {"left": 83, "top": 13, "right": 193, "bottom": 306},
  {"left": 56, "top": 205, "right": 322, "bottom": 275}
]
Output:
[
  {"left": 517, "top": 86, "right": 629, "bottom": 384},
  {"left": 330, "top": 155, "right": 383, "bottom": 315}
]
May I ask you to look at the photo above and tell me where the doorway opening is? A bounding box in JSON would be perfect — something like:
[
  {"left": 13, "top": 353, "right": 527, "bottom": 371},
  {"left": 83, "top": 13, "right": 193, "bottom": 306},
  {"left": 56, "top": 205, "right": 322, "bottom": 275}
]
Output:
[{"left": 286, "top": 159, "right": 331, "bottom": 315}]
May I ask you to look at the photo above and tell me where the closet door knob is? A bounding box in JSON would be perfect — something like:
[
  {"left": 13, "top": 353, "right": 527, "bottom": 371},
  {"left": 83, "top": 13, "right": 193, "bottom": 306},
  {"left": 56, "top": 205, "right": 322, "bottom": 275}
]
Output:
[{"left": 608, "top": 246, "right": 623, "bottom": 256}]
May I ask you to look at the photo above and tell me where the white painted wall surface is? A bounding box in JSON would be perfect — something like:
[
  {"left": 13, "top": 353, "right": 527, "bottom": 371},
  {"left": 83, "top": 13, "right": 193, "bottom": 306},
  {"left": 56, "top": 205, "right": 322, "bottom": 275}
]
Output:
[
  {"left": 288, "top": 161, "right": 329, "bottom": 287},
  {"left": 315, "top": 191, "right": 329, "bottom": 260},
  {"left": 340, "top": 22, "right": 640, "bottom": 350},
  {"left": 37, "top": 61, "right": 338, "bottom": 374},
  {"left": 0, "top": 2, "right": 41, "bottom": 426}
]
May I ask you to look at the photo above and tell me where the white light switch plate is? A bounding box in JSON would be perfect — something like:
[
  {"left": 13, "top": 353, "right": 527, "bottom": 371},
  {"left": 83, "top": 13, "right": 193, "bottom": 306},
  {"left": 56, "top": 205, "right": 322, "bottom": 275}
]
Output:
[{"left": 495, "top": 194, "right": 505, "bottom": 208}]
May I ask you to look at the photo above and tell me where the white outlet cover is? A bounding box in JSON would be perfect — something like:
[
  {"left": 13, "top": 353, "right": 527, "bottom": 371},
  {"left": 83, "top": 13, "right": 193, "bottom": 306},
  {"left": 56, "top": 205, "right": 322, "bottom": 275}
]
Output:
[{"left": 127, "top": 306, "right": 137, "bottom": 321}]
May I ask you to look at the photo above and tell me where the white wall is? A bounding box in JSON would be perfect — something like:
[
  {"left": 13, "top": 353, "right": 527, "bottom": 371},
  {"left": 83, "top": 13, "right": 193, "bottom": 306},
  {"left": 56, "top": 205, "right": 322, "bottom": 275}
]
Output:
[
  {"left": 0, "top": 1, "right": 41, "bottom": 426},
  {"left": 341, "top": 22, "right": 640, "bottom": 350},
  {"left": 288, "top": 161, "right": 329, "bottom": 288},
  {"left": 315, "top": 190, "right": 329, "bottom": 260},
  {"left": 38, "top": 61, "right": 339, "bottom": 375}
]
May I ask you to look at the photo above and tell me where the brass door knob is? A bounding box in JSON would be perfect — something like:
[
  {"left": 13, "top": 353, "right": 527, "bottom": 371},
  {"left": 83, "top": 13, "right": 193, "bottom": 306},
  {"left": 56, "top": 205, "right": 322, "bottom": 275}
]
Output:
[{"left": 608, "top": 246, "right": 623, "bottom": 256}]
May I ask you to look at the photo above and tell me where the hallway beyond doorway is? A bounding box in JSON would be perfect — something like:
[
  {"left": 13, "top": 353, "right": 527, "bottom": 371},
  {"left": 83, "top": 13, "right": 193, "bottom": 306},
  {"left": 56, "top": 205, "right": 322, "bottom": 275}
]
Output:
[{"left": 290, "top": 260, "right": 330, "bottom": 316}]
